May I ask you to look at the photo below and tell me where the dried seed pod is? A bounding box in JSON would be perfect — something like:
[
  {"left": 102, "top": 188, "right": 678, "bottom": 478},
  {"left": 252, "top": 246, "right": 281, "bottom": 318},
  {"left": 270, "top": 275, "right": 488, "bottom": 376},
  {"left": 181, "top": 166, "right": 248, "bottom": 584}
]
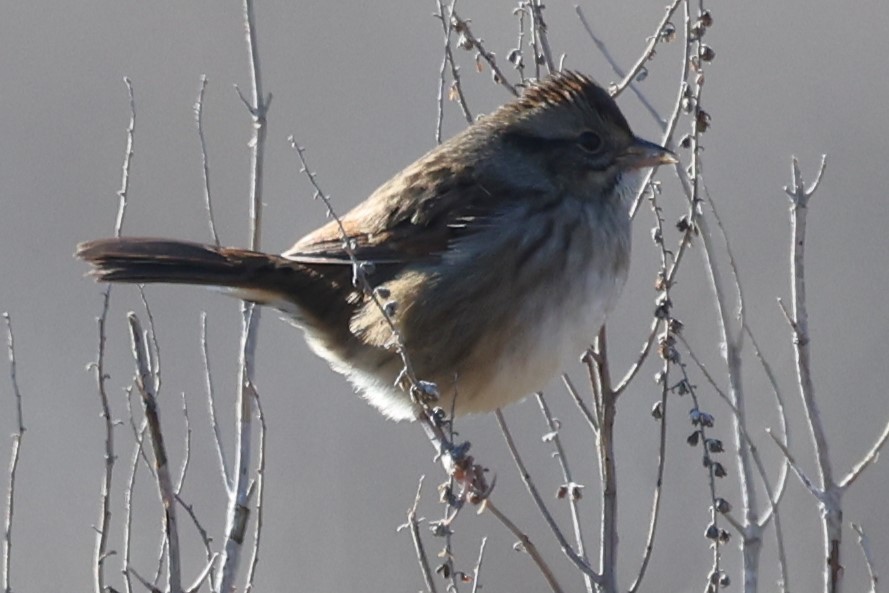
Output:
[
  {"left": 714, "top": 497, "right": 732, "bottom": 514},
  {"left": 696, "top": 109, "right": 712, "bottom": 133},
  {"left": 701, "top": 45, "right": 716, "bottom": 62},
  {"left": 651, "top": 400, "right": 664, "bottom": 420}
]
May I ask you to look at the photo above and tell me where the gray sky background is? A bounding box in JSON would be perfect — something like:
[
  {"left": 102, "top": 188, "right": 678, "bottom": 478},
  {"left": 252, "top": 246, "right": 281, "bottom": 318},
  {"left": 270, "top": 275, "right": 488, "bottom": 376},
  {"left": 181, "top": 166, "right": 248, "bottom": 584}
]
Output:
[{"left": 1, "top": 1, "right": 887, "bottom": 592}]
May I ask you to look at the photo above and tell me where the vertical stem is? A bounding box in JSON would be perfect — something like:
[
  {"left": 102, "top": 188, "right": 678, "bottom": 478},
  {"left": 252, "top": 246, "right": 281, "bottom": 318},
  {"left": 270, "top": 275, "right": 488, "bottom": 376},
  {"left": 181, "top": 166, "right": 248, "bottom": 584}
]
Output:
[
  {"left": 594, "top": 329, "right": 618, "bottom": 593},
  {"left": 786, "top": 157, "right": 838, "bottom": 593},
  {"left": 218, "top": 1, "right": 268, "bottom": 590}
]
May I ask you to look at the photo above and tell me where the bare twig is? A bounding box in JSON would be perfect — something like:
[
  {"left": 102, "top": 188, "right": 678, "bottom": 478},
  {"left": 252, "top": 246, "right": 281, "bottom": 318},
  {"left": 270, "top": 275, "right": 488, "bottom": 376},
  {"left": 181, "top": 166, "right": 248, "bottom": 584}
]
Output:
[
  {"left": 534, "top": 393, "right": 592, "bottom": 593},
  {"left": 289, "top": 139, "right": 489, "bottom": 526},
  {"left": 469, "top": 536, "right": 487, "bottom": 593},
  {"left": 185, "top": 555, "right": 218, "bottom": 593},
  {"left": 128, "top": 314, "right": 182, "bottom": 593},
  {"left": 851, "top": 523, "right": 878, "bottom": 593},
  {"left": 783, "top": 155, "right": 843, "bottom": 593},
  {"left": 589, "top": 328, "right": 619, "bottom": 593},
  {"left": 560, "top": 374, "right": 597, "bottom": 433},
  {"left": 244, "top": 384, "right": 267, "bottom": 593},
  {"left": 174, "top": 392, "right": 191, "bottom": 494},
  {"left": 839, "top": 420, "right": 889, "bottom": 491},
  {"left": 611, "top": 0, "right": 684, "bottom": 98},
  {"left": 114, "top": 77, "right": 136, "bottom": 237},
  {"left": 527, "top": 0, "right": 555, "bottom": 74},
  {"left": 628, "top": 358, "right": 669, "bottom": 593},
  {"left": 784, "top": 155, "right": 830, "bottom": 484},
  {"left": 574, "top": 6, "right": 664, "bottom": 127},
  {"left": 128, "top": 567, "right": 162, "bottom": 593},
  {"left": 289, "top": 140, "right": 423, "bottom": 394},
  {"left": 767, "top": 429, "right": 819, "bottom": 499},
  {"left": 194, "top": 75, "right": 221, "bottom": 247},
  {"left": 742, "top": 322, "right": 791, "bottom": 527},
  {"left": 435, "top": 0, "right": 472, "bottom": 143},
  {"left": 482, "top": 499, "right": 564, "bottom": 593},
  {"left": 174, "top": 494, "right": 213, "bottom": 559},
  {"left": 123, "top": 404, "right": 146, "bottom": 593},
  {"left": 200, "top": 314, "right": 231, "bottom": 490},
  {"left": 3, "top": 315, "right": 25, "bottom": 593},
  {"left": 137, "top": 288, "right": 163, "bottom": 398},
  {"left": 450, "top": 11, "right": 519, "bottom": 96},
  {"left": 93, "top": 76, "right": 137, "bottom": 593},
  {"left": 400, "top": 477, "right": 437, "bottom": 593},
  {"left": 218, "top": 2, "right": 269, "bottom": 589},
  {"left": 494, "top": 410, "right": 601, "bottom": 585}
]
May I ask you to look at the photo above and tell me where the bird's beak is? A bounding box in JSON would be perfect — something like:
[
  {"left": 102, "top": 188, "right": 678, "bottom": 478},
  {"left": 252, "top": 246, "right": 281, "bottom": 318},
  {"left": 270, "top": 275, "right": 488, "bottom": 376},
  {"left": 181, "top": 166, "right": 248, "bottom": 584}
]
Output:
[{"left": 618, "top": 137, "right": 678, "bottom": 170}]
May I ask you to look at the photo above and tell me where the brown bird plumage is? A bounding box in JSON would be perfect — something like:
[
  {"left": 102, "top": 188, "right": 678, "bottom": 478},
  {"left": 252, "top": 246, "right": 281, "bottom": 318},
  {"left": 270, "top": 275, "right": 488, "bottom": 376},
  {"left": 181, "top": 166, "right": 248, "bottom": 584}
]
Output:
[{"left": 77, "top": 71, "right": 675, "bottom": 420}]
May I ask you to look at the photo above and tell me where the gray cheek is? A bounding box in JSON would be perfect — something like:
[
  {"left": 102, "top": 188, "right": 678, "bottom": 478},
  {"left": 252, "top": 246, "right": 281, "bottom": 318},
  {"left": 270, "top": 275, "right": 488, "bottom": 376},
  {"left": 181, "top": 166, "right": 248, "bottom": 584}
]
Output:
[
  {"left": 477, "top": 146, "right": 559, "bottom": 195},
  {"left": 615, "top": 169, "right": 646, "bottom": 207}
]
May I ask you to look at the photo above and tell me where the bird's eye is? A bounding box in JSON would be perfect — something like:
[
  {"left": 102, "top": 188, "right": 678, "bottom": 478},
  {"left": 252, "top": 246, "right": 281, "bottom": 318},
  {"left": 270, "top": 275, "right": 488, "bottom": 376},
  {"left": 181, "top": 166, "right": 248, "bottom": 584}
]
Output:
[{"left": 577, "top": 131, "right": 604, "bottom": 153}]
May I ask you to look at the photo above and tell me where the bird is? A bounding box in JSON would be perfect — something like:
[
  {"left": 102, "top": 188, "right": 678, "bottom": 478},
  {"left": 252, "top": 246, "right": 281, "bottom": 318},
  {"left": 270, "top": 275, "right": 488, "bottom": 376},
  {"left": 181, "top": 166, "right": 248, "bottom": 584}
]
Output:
[{"left": 77, "top": 71, "right": 675, "bottom": 422}]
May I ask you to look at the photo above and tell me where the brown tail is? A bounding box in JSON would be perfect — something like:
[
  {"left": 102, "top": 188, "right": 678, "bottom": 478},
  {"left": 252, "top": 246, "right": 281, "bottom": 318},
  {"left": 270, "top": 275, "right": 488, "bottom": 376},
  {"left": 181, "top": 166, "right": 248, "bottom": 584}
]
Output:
[
  {"left": 77, "top": 237, "right": 363, "bottom": 354},
  {"left": 75, "top": 237, "right": 328, "bottom": 301}
]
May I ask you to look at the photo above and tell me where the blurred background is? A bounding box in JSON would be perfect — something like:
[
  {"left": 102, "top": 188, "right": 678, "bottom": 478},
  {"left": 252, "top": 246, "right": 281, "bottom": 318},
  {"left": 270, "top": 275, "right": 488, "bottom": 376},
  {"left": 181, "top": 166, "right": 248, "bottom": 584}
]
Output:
[{"left": 0, "top": 1, "right": 887, "bottom": 592}]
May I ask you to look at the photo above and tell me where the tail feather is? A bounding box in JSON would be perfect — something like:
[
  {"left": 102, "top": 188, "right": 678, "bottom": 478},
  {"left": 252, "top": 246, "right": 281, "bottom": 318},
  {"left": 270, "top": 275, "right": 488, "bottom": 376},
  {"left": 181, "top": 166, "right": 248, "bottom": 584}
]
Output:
[
  {"left": 77, "top": 237, "right": 365, "bottom": 359},
  {"left": 76, "top": 238, "right": 286, "bottom": 288}
]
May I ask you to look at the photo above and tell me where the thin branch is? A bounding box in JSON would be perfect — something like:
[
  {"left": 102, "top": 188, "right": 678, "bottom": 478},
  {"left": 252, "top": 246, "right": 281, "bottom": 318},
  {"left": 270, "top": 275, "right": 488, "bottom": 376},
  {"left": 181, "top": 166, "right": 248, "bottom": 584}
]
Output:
[
  {"left": 534, "top": 393, "right": 592, "bottom": 593},
  {"left": 185, "top": 555, "right": 218, "bottom": 593},
  {"left": 627, "top": 360, "right": 669, "bottom": 593},
  {"left": 784, "top": 155, "right": 831, "bottom": 487},
  {"left": 219, "top": 2, "right": 268, "bottom": 589},
  {"left": 194, "top": 75, "right": 221, "bottom": 247},
  {"left": 574, "top": 6, "right": 664, "bottom": 127},
  {"left": 451, "top": 11, "right": 519, "bottom": 96},
  {"left": 610, "top": 0, "right": 684, "bottom": 98},
  {"left": 200, "top": 314, "right": 231, "bottom": 490},
  {"left": 784, "top": 155, "right": 842, "bottom": 593},
  {"left": 288, "top": 140, "right": 425, "bottom": 396},
  {"left": 123, "top": 397, "right": 144, "bottom": 593},
  {"left": 528, "top": 0, "right": 555, "bottom": 74},
  {"left": 435, "top": 0, "right": 471, "bottom": 144},
  {"left": 767, "top": 429, "right": 819, "bottom": 499},
  {"left": 174, "top": 392, "right": 191, "bottom": 494},
  {"left": 590, "top": 329, "right": 619, "bottom": 593},
  {"left": 3, "top": 314, "right": 25, "bottom": 593},
  {"left": 482, "top": 500, "right": 564, "bottom": 593},
  {"left": 469, "top": 536, "right": 487, "bottom": 593},
  {"left": 560, "top": 374, "right": 597, "bottom": 433},
  {"left": 742, "top": 322, "right": 791, "bottom": 527},
  {"left": 93, "top": 76, "right": 136, "bottom": 593},
  {"left": 137, "top": 288, "right": 163, "bottom": 398},
  {"left": 127, "top": 567, "right": 162, "bottom": 593},
  {"left": 400, "top": 476, "right": 437, "bottom": 593},
  {"left": 175, "top": 494, "right": 213, "bottom": 559},
  {"left": 494, "top": 410, "right": 601, "bottom": 585},
  {"left": 839, "top": 419, "right": 889, "bottom": 491},
  {"left": 128, "top": 314, "right": 182, "bottom": 593},
  {"left": 289, "top": 140, "right": 490, "bottom": 530},
  {"left": 244, "top": 384, "right": 267, "bottom": 593},
  {"left": 114, "top": 77, "right": 136, "bottom": 237},
  {"left": 612, "top": 43, "right": 694, "bottom": 393},
  {"left": 682, "top": 336, "right": 792, "bottom": 592},
  {"left": 851, "top": 523, "right": 879, "bottom": 593}
]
